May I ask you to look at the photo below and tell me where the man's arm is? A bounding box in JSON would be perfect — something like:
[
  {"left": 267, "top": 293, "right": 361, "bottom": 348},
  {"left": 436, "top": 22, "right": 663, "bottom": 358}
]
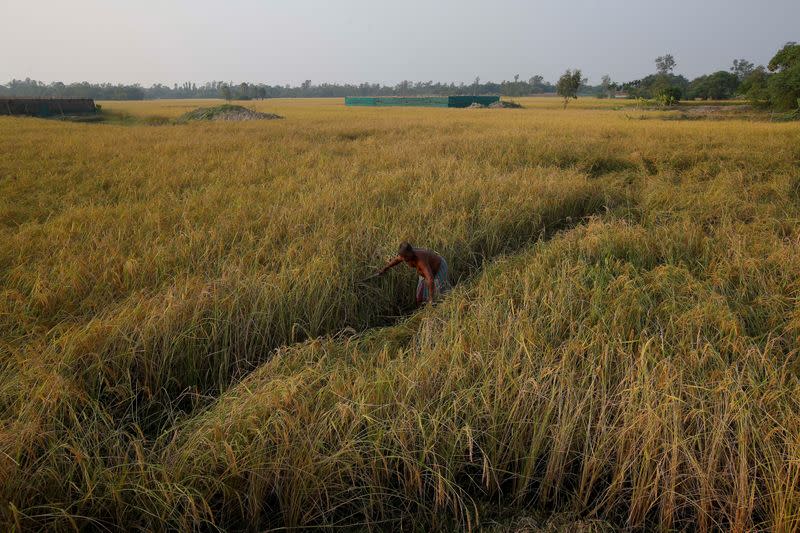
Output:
[{"left": 376, "top": 256, "right": 403, "bottom": 276}]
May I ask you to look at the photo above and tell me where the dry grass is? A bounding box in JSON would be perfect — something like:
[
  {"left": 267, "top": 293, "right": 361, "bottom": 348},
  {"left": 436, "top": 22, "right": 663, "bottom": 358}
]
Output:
[{"left": 0, "top": 97, "right": 799, "bottom": 531}]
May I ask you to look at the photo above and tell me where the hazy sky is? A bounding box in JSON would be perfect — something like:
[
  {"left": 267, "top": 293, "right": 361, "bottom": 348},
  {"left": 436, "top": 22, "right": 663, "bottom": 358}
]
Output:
[{"left": 2, "top": 0, "right": 797, "bottom": 86}]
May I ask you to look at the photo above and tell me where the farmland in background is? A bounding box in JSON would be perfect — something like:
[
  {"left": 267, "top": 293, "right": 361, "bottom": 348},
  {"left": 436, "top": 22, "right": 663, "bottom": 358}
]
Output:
[{"left": 1, "top": 97, "right": 799, "bottom": 531}]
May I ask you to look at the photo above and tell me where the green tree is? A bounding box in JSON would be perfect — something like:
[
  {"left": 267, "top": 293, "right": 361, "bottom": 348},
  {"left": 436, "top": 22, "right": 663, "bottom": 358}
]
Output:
[
  {"left": 650, "top": 54, "right": 684, "bottom": 105},
  {"left": 597, "top": 74, "right": 613, "bottom": 98},
  {"left": 622, "top": 73, "right": 688, "bottom": 100},
  {"left": 731, "top": 59, "right": 755, "bottom": 81},
  {"left": 688, "top": 71, "right": 740, "bottom": 100},
  {"left": 655, "top": 54, "right": 676, "bottom": 75},
  {"left": 238, "top": 82, "right": 251, "bottom": 100},
  {"left": 653, "top": 84, "right": 682, "bottom": 106},
  {"left": 650, "top": 74, "right": 682, "bottom": 105},
  {"left": 219, "top": 84, "right": 232, "bottom": 101},
  {"left": 397, "top": 80, "right": 410, "bottom": 96},
  {"left": 528, "top": 75, "right": 544, "bottom": 94},
  {"left": 557, "top": 69, "right": 582, "bottom": 108},
  {"left": 766, "top": 42, "right": 800, "bottom": 110},
  {"left": 739, "top": 66, "right": 770, "bottom": 105}
]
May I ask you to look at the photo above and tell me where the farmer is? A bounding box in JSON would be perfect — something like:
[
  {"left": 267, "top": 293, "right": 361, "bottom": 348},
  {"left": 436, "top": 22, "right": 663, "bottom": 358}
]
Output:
[{"left": 374, "top": 242, "right": 451, "bottom": 304}]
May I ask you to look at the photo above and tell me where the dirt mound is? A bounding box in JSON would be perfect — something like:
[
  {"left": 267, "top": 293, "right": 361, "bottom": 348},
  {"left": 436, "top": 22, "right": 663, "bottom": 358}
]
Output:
[
  {"left": 468, "top": 100, "right": 523, "bottom": 109},
  {"left": 489, "top": 100, "right": 523, "bottom": 108},
  {"left": 178, "top": 104, "right": 283, "bottom": 122}
]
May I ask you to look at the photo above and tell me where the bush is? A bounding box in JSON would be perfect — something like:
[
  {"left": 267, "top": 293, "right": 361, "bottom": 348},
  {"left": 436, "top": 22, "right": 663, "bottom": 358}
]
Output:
[{"left": 654, "top": 85, "right": 682, "bottom": 106}]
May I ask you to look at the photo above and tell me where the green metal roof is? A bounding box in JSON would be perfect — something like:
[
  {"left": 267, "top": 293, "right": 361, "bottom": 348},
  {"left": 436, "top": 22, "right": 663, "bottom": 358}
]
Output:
[{"left": 345, "top": 96, "right": 500, "bottom": 108}]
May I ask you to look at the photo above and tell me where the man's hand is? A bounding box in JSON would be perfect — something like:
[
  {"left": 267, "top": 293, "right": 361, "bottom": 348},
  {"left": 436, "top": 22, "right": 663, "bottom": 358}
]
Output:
[
  {"left": 361, "top": 272, "right": 380, "bottom": 282},
  {"left": 376, "top": 255, "right": 403, "bottom": 278}
]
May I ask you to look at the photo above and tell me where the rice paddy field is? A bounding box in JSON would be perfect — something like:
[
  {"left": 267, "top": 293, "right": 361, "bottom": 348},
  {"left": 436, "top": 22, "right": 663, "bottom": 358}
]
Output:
[{"left": 1, "top": 96, "right": 799, "bottom": 531}]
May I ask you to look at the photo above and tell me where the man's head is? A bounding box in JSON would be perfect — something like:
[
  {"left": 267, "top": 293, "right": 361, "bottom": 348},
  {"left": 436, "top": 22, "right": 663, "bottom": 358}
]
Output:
[{"left": 398, "top": 241, "right": 415, "bottom": 261}]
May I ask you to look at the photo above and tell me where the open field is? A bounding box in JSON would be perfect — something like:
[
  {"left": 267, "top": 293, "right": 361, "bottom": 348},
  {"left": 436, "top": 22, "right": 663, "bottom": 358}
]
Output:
[{"left": 1, "top": 97, "right": 799, "bottom": 531}]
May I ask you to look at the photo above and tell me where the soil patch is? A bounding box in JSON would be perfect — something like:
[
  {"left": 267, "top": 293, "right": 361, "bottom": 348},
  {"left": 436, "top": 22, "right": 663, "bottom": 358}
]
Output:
[
  {"left": 468, "top": 100, "right": 524, "bottom": 109},
  {"left": 178, "top": 104, "right": 283, "bottom": 122},
  {"left": 489, "top": 100, "right": 524, "bottom": 108}
]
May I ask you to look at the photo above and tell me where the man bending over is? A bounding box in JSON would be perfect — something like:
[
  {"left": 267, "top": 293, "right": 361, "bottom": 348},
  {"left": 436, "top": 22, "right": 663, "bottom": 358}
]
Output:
[{"left": 375, "top": 242, "right": 451, "bottom": 304}]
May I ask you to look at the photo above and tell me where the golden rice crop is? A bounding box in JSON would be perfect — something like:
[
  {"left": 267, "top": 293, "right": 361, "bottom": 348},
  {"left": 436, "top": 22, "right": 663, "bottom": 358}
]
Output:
[{"left": 0, "top": 97, "right": 798, "bottom": 531}]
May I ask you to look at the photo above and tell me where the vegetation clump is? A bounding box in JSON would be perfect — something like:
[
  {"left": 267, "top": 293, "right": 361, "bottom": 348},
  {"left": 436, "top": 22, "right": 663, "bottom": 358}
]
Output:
[{"left": 178, "top": 103, "right": 283, "bottom": 122}]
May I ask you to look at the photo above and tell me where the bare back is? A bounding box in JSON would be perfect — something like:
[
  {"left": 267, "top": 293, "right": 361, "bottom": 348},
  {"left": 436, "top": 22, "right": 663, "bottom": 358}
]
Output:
[{"left": 407, "top": 247, "right": 441, "bottom": 277}]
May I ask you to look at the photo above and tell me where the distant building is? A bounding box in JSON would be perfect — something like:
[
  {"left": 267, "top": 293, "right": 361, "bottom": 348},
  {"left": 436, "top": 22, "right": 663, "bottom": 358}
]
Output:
[
  {"left": 0, "top": 98, "right": 97, "bottom": 117},
  {"left": 345, "top": 96, "right": 500, "bottom": 108}
]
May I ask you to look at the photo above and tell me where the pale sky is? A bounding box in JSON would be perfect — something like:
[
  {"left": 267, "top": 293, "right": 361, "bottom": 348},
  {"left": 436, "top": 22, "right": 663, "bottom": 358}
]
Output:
[{"left": 2, "top": 0, "right": 797, "bottom": 86}]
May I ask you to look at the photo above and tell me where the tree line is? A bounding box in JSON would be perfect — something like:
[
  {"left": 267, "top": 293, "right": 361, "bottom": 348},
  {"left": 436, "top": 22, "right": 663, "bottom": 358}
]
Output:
[
  {"left": 570, "top": 42, "right": 799, "bottom": 110},
  {"left": 0, "top": 78, "right": 559, "bottom": 101},
  {"left": 2, "top": 42, "right": 797, "bottom": 111}
]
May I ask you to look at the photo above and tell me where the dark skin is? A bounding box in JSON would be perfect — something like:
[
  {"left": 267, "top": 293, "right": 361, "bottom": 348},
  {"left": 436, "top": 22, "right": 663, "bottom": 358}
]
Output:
[{"left": 376, "top": 247, "right": 442, "bottom": 304}]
